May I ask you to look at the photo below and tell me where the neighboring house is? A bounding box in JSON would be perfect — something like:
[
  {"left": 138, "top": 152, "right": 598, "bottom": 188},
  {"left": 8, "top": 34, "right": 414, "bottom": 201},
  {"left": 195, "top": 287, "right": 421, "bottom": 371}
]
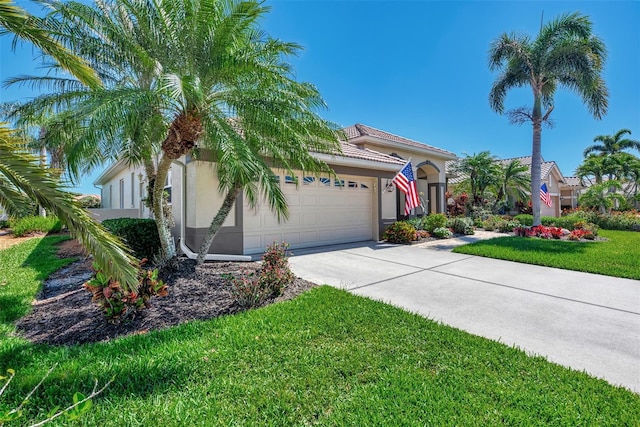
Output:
[
  {"left": 93, "top": 123, "right": 456, "bottom": 258},
  {"left": 559, "top": 176, "right": 586, "bottom": 211},
  {"left": 446, "top": 155, "right": 581, "bottom": 217}
]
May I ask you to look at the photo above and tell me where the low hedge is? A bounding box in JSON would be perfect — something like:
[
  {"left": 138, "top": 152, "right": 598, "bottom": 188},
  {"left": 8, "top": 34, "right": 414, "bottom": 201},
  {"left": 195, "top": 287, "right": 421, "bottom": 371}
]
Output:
[
  {"left": 11, "top": 216, "right": 62, "bottom": 237},
  {"left": 515, "top": 211, "right": 640, "bottom": 231},
  {"left": 102, "top": 218, "right": 161, "bottom": 260}
]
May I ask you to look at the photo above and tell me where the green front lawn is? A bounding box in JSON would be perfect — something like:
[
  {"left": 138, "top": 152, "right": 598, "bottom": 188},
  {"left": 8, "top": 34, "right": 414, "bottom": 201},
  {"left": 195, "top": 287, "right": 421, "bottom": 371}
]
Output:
[
  {"left": 1, "top": 237, "right": 639, "bottom": 426},
  {"left": 0, "top": 235, "right": 74, "bottom": 336},
  {"left": 453, "top": 230, "right": 640, "bottom": 279}
]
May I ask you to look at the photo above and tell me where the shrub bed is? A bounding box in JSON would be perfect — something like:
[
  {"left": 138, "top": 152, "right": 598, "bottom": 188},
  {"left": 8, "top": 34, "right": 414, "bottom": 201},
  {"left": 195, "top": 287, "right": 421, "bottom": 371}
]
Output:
[
  {"left": 448, "top": 217, "right": 474, "bottom": 235},
  {"left": 383, "top": 221, "right": 417, "bottom": 244},
  {"left": 424, "top": 213, "right": 448, "bottom": 233}
]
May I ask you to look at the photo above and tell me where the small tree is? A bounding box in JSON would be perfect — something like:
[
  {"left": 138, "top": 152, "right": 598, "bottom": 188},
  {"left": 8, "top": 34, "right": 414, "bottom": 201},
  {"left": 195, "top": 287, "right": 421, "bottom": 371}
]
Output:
[
  {"left": 452, "top": 151, "right": 500, "bottom": 208},
  {"left": 579, "top": 181, "right": 626, "bottom": 213}
]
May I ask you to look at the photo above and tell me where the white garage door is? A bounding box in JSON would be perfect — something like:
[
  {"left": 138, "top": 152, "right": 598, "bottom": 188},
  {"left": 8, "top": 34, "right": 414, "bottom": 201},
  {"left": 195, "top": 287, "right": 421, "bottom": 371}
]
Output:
[{"left": 243, "top": 173, "right": 374, "bottom": 254}]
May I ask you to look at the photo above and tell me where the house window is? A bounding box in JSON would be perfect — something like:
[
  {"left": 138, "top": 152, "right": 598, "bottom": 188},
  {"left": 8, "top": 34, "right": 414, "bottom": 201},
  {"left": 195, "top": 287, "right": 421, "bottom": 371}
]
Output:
[
  {"left": 164, "top": 170, "right": 172, "bottom": 205},
  {"left": 140, "top": 181, "right": 145, "bottom": 213},
  {"left": 348, "top": 181, "right": 358, "bottom": 189},
  {"left": 119, "top": 179, "right": 124, "bottom": 209},
  {"left": 284, "top": 175, "right": 297, "bottom": 185},
  {"left": 303, "top": 176, "right": 315, "bottom": 185},
  {"left": 319, "top": 177, "right": 331, "bottom": 186},
  {"left": 131, "top": 172, "right": 135, "bottom": 207}
]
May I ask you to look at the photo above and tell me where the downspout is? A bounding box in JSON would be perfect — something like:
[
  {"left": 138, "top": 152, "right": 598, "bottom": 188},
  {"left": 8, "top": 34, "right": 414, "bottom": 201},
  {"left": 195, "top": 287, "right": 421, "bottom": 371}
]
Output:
[{"left": 172, "top": 159, "right": 251, "bottom": 262}]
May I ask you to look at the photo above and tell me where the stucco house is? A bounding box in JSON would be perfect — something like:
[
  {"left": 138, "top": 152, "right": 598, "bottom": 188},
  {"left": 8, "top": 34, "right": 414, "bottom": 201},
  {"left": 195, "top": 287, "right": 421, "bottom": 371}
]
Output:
[
  {"left": 446, "top": 155, "right": 584, "bottom": 217},
  {"left": 92, "top": 123, "right": 456, "bottom": 259}
]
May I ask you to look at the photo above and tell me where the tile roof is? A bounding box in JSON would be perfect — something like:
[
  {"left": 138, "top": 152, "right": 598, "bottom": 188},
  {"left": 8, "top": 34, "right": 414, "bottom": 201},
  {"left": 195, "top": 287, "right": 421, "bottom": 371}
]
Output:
[
  {"left": 342, "top": 123, "right": 456, "bottom": 157},
  {"left": 336, "top": 141, "right": 405, "bottom": 165},
  {"left": 562, "top": 176, "right": 584, "bottom": 187},
  {"left": 498, "top": 156, "right": 557, "bottom": 180},
  {"left": 446, "top": 156, "right": 563, "bottom": 185}
]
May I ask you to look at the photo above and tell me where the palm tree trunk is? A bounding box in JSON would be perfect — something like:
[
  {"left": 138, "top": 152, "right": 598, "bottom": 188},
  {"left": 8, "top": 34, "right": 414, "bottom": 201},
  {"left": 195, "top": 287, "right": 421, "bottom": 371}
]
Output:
[
  {"left": 39, "top": 145, "right": 47, "bottom": 217},
  {"left": 531, "top": 95, "right": 543, "bottom": 226},
  {"left": 152, "top": 154, "right": 175, "bottom": 261},
  {"left": 196, "top": 185, "right": 242, "bottom": 265}
]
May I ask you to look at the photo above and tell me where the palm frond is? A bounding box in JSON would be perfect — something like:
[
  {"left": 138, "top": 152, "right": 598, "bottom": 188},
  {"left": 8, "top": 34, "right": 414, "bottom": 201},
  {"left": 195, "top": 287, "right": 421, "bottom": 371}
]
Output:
[{"left": 0, "top": 124, "right": 139, "bottom": 288}]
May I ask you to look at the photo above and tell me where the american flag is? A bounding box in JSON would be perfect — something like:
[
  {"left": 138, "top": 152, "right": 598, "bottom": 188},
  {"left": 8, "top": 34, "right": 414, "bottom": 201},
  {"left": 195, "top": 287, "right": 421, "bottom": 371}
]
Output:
[
  {"left": 393, "top": 161, "right": 420, "bottom": 215},
  {"left": 540, "top": 183, "right": 552, "bottom": 207}
]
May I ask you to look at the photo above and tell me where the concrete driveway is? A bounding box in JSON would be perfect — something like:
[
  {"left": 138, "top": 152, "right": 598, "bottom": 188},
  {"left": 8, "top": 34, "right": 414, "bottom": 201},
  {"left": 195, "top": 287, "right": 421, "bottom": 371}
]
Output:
[{"left": 288, "top": 240, "right": 640, "bottom": 393}]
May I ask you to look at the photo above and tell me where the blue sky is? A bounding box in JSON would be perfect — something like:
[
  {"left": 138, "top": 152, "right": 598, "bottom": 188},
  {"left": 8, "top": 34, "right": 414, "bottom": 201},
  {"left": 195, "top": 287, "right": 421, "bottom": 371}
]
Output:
[{"left": 1, "top": 0, "right": 639, "bottom": 195}]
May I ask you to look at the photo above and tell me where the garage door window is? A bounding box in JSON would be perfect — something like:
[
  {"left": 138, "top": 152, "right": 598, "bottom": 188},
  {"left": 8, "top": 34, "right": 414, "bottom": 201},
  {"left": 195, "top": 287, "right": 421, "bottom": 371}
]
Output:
[
  {"left": 319, "top": 177, "right": 331, "bottom": 186},
  {"left": 303, "top": 176, "right": 315, "bottom": 185},
  {"left": 285, "top": 175, "right": 298, "bottom": 185},
  {"left": 348, "top": 181, "right": 358, "bottom": 188},
  {"left": 361, "top": 183, "right": 369, "bottom": 189},
  {"left": 334, "top": 179, "right": 344, "bottom": 188}
]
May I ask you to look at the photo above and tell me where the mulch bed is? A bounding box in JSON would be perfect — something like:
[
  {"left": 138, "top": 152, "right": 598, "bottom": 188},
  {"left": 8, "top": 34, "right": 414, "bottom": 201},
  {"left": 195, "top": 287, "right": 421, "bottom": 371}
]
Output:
[{"left": 15, "top": 240, "right": 317, "bottom": 346}]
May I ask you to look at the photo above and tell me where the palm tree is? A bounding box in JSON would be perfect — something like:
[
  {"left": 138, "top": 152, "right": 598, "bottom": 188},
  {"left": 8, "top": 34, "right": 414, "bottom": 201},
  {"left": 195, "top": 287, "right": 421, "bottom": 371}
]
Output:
[
  {"left": 452, "top": 151, "right": 501, "bottom": 208},
  {"left": 10, "top": 0, "right": 341, "bottom": 265},
  {"left": 0, "top": 125, "right": 139, "bottom": 288},
  {"left": 1, "top": 2, "right": 138, "bottom": 289},
  {"left": 491, "top": 159, "right": 530, "bottom": 212},
  {"left": 0, "top": 0, "right": 100, "bottom": 88},
  {"left": 576, "top": 155, "right": 607, "bottom": 185},
  {"left": 583, "top": 129, "right": 640, "bottom": 157},
  {"left": 488, "top": 12, "right": 608, "bottom": 226}
]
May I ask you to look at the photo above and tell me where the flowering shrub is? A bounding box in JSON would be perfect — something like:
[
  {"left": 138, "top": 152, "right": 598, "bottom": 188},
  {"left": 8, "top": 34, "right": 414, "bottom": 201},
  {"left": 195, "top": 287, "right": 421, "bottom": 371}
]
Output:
[
  {"left": 84, "top": 260, "right": 168, "bottom": 323},
  {"left": 432, "top": 227, "right": 453, "bottom": 239},
  {"left": 259, "top": 241, "right": 295, "bottom": 297},
  {"left": 228, "top": 242, "right": 295, "bottom": 308},
  {"left": 228, "top": 271, "right": 268, "bottom": 309},
  {"left": 383, "top": 221, "right": 417, "bottom": 244}
]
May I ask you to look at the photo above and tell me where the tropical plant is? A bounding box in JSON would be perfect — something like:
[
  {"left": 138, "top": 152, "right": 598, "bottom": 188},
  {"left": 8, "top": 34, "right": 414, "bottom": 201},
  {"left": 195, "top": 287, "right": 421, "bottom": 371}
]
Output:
[
  {"left": 576, "top": 155, "right": 608, "bottom": 185},
  {"left": 10, "top": 0, "right": 341, "bottom": 265},
  {"left": 0, "top": 0, "right": 100, "bottom": 88},
  {"left": 383, "top": 221, "right": 417, "bottom": 244},
  {"left": 447, "top": 217, "right": 474, "bottom": 235},
  {"left": 583, "top": 129, "right": 640, "bottom": 157},
  {"left": 1, "top": 3, "right": 139, "bottom": 290},
  {"left": 84, "top": 260, "right": 168, "bottom": 322},
  {"left": 0, "top": 125, "right": 139, "bottom": 289},
  {"left": 432, "top": 227, "right": 453, "bottom": 239},
  {"left": 579, "top": 181, "right": 627, "bottom": 213},
  {"left": 491, "top": 159, "right": 530, "bottom": 212},
  {"left": 489, "top": 12, "right": 608, "bottom": 226},
  {"left": 423, "top": 213, "right": 449, "bottom": 233},
  {"left": 451, "top": 151, "right": 500, "bottom": 207}
]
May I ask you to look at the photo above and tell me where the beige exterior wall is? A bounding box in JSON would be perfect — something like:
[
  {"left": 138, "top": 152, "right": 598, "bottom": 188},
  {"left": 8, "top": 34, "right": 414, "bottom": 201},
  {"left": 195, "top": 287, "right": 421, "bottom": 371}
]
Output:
[
  {"left": 356, "top": 144, "right": 449, "bottom": 214},
  {"left": 96, "top": 161, "right": 182, "bottom": 237},
  {"left": 540, "top": 169, "right": 563, "bottom": 217},
  {"left": 185, "top": 161, "right": 235, "bottom": 229},
  {"left": 99, "top": 164, "right": 145, "bottom": 211}
]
